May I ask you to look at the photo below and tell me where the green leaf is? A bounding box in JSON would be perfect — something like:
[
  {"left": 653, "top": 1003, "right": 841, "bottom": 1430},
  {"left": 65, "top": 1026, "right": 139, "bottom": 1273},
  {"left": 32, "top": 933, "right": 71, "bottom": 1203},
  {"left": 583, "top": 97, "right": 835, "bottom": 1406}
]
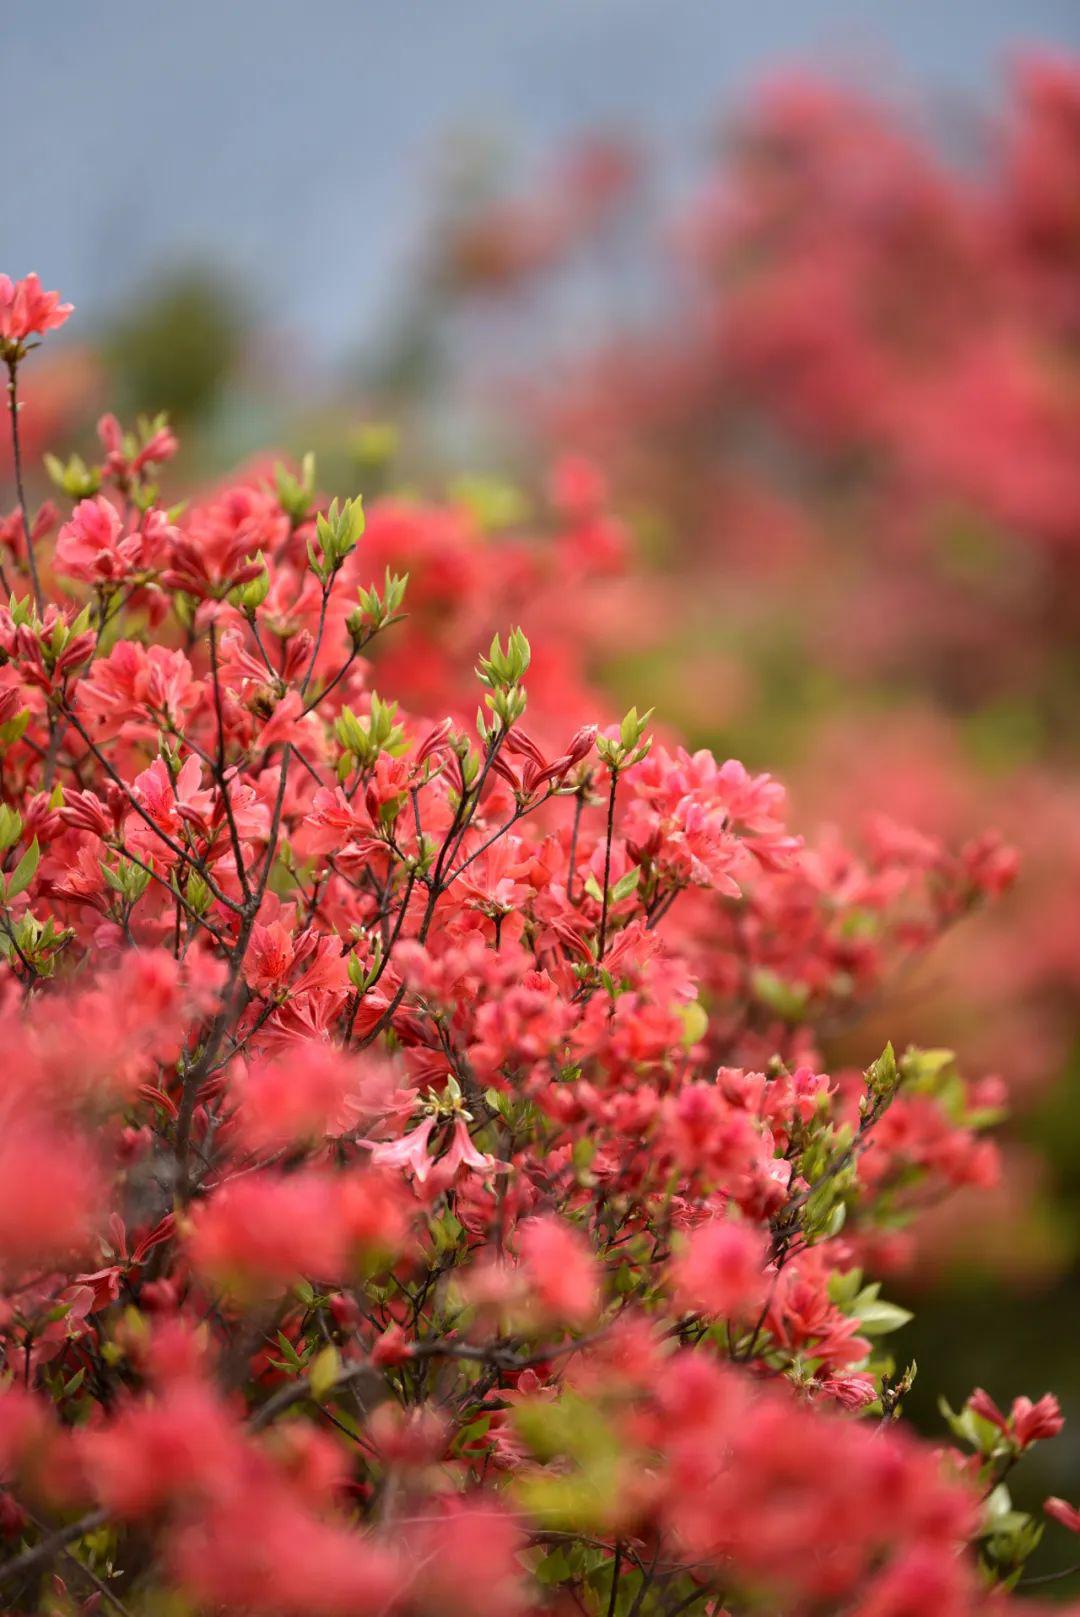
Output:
[
  {"left": 852, "top": 1298, "right": 913, "bottom": 1336},
  {"left": 533, "top": 1548, "right": 572, "bottom": 1586},
  {"left": 308, "top": 1344, "right": 340, "bottom": 1402},
  {"left": 4, "top": 837, "right": 39, "bottom": 901},
  {"left": 676, "top": 999, "right": 708, "bottom": 1048},
  {"left": 866, "top": 1042, "right": 898, "bottom": 1098},
  {"left": 275, "top": 1331, "right": 305, "bottom": 1371},
  {"left": 101, "top": 862, "right": 127, "bottom": 894},
  {"left": 751, "top": 967, "right": 809, "bottom": 1023},
  {"left": 609, "top": 867, "right": 641, "bottom": 905}
]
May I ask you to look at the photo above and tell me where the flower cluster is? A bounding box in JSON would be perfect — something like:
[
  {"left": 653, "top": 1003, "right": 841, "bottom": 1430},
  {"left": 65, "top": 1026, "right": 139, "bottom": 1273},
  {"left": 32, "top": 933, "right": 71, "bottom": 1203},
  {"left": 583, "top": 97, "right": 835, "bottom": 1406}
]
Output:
[
  {"left": 0, "top": 278, "right": 1070, "bottom": 1615},
  {"left": 418, "top": 56, "right": 1080, "bottom": 1286}
]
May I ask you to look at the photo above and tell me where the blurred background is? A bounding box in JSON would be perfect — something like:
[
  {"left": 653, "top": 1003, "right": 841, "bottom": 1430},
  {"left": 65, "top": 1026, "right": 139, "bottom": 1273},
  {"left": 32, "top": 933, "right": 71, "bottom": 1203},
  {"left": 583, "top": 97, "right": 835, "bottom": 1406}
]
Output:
[{"left": 8, "top": 0, "right": 1080, "bottom": 1586}]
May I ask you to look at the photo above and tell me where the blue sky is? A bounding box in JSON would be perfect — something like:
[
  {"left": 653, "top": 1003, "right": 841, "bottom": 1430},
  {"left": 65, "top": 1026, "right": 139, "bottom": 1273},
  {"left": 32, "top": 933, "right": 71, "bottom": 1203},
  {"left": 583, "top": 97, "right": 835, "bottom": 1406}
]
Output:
[{"left": 7, "top": 0, "right": 1079, "bottom": 359}]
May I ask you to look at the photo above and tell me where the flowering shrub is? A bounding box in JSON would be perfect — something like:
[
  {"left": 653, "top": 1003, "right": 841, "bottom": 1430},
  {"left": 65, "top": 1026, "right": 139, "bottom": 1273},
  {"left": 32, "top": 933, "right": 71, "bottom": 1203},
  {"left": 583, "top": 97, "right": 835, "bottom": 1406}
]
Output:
[
  {"left": 0, "top": 277, "right": 1075, "bottom": 1616},
  {"left": 415, "top": 59, "right": 1080, "bottom": 1288}
]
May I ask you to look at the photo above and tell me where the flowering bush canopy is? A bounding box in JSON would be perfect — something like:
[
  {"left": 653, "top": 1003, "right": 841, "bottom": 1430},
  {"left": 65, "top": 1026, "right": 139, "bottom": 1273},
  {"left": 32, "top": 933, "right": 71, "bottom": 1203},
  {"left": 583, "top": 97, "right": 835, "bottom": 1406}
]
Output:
[
  {"left": 0, "top": 277, "right": 1074, "bottom": 1616},
  {"left": 436, "top": 56, "right": 1080, "bottom": 1148}
]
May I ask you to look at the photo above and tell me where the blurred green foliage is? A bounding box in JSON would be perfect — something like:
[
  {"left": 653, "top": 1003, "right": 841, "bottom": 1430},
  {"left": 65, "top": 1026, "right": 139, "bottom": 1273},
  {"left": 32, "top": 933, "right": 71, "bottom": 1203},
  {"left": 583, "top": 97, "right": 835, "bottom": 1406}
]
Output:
[{"left": 102, "top": 269, "right": 244, "bottom": 425}]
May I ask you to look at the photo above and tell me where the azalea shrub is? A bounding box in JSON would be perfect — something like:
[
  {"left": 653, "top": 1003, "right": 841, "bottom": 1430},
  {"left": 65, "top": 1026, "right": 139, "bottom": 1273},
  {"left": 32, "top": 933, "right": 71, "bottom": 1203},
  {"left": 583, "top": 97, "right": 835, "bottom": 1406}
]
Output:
[
  {"left": 0, "top": 274, "right": 1077, "bottom": 1617},
  {"left": 418, "top": 56, "right": 1080, "bottom": 1284}
]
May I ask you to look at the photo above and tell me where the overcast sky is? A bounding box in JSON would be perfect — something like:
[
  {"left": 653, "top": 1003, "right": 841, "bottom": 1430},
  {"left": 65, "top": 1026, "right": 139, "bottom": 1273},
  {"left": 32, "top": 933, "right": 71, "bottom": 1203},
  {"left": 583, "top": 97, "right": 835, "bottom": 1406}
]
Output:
[{"left": 6, "top": 0, "right": 1079, "bottom": 359}]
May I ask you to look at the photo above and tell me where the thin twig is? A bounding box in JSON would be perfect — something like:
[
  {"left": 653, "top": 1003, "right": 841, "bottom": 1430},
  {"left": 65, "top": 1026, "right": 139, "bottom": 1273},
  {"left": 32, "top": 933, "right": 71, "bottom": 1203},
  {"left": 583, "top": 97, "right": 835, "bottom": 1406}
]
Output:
[
  {"left": 597, "top": 767, "right": 619, "bottom": 960},
  {"left": 5, "top": 359, "right": 43, "bottom": 613},
  {"left": 0, "top": 1508, "right": 109, "bottom": 1592}
]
